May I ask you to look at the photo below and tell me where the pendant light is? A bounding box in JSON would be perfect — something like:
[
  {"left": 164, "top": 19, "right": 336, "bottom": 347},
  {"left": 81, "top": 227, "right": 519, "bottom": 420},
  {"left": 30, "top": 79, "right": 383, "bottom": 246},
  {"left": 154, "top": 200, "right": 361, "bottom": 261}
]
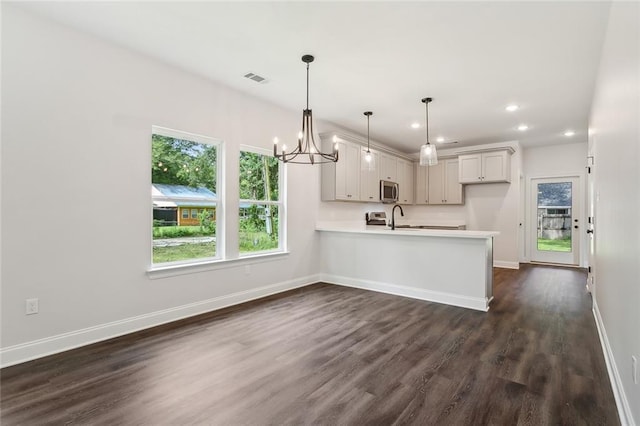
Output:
[
  {"left": 419, "top": 97, "right": 438, "bottom": 166},
  {"left": 363, "top": 111, "right": 375, "bottom": 170},
  {"left": 273, "top": 55, "right": 338, "bottom": 164}
]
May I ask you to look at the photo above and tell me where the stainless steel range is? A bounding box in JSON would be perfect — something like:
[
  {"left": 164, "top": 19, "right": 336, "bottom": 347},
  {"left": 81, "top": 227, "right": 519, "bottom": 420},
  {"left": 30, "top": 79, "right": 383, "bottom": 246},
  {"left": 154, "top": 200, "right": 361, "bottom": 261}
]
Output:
[{"left": 365, "top": 211, "right": 387, "bottom": 226}]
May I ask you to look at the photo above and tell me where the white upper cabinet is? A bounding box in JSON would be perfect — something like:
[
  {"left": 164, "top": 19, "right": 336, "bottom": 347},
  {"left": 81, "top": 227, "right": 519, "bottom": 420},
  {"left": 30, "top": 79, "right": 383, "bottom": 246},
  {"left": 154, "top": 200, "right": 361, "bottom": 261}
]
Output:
[
  {"left": 360, "top": 148, "right": 380, "bottom": 202},
  {"left": 415, "top": 158, "right": 463, "bottom": 205},
  {"left": 444, "top": 159, "right": 463, "bottom": 204},
  {"left": 429, "top": 160, "right": 463, "bottom": 205},
  {"left": 321, "top": 138, "right": 360, "bottom": 201},
  {"left": 427, "top": 162, "right": 445, "bottom": 205},
  {"left": 379, "top": 153, "right": 398, "bottom": 182},
  {"left": 396, "top": 159, "right": 414, "bottom": 204},
  {"left": 320, "top": 133, "right": 417, "bottom": 204},
  {"left": 458, "top": 154, "right": 482, "bottom": 183},
  {"left": 415, "top": 162, "right": 429, "bottom": 205},
  {"left": 482, "top": 151, "right": 510, "bottom": 182},
  {"left": 458, "top": 149, "right": 512, "bottom": 183}
]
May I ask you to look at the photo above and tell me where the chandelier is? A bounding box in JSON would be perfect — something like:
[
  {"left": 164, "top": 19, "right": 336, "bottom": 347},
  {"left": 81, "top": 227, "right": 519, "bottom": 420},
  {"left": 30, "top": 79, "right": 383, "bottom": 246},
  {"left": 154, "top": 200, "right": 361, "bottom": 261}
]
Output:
[
  {"left": 273, "top": 55, "right": 338, "bottom": 164},
  {"left": 419, "top": 97, "right": 438, "bottom": 166}
]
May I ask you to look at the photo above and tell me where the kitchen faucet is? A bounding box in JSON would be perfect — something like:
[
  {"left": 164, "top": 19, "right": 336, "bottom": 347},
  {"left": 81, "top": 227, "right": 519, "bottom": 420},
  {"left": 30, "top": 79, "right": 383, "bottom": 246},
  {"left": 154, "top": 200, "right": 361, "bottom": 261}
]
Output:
[{"left": 391, "top": 204, "right": 404, "bottom": 230}]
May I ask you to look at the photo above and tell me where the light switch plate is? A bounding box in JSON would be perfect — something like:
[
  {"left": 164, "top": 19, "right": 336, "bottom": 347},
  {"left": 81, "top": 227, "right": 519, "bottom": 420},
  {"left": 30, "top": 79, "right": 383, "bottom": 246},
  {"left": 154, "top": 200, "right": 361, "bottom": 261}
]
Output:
[{"left": 26, "top": 298, "right": 39, "bottom": 315}]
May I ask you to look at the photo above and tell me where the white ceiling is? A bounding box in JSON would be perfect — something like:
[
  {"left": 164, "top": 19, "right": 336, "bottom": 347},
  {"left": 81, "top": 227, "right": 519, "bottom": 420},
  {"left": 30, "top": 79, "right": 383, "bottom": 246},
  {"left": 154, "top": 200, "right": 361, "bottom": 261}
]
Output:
[{"left": 16, "top": 1, "right": 611, "bottom": 153}]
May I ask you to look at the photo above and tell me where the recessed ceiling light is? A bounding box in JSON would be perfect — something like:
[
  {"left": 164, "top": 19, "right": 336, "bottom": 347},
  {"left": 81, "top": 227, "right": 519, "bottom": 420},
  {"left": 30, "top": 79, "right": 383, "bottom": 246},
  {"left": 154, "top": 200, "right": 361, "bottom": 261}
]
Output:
[
  {"left": 411, "top": 122, "right": 420, "bottom": 129},
  {"left": 517, "top": 124, "right": 529, "bottom": 131},
  {"left": 505, "top": 104, "right": 519, "bottom": 112},
  {"left": 436, "top": 137, "right": 445, "bottom": 143},
  {"left": 564, "top": 130, "right": 575, "bottom": 137}
]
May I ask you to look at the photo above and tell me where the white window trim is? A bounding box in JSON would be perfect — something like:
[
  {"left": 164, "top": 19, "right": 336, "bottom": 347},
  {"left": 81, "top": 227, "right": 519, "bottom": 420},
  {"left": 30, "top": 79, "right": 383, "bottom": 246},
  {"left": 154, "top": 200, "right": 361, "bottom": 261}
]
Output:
[
  {"left": 238, "top": 145, "right": 287, "bottom": 257},
  {"left": 147, "top": 136, "right": 290, "bottom": 278},
  {"left": 150, "top": 126, "right": 224, "bottom": 267},
  {"left": 147, "top": 251, "right": 290, "bottom": 280}
]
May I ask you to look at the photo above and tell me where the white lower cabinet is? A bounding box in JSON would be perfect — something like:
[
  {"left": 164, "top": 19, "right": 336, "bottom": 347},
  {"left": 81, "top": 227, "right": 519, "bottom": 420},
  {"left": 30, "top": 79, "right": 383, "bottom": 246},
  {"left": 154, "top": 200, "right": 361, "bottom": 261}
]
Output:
[{"left": 415, "top": 158, "right": 463, "bottom": 205}]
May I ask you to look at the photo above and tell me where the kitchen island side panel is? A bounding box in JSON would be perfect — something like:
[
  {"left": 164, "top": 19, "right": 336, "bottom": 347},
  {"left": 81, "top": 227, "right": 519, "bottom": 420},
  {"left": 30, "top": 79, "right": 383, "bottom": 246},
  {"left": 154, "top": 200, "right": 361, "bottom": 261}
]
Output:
[{"left": 318, "top": 230, "right": 493, "bottom": 311}]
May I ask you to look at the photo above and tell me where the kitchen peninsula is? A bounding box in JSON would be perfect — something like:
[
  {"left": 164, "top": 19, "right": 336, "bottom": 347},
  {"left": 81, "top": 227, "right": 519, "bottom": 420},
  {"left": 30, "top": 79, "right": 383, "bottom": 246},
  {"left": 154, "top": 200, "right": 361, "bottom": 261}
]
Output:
[{"left": 316, "top": 223, "right": 498, "bottom": 311}]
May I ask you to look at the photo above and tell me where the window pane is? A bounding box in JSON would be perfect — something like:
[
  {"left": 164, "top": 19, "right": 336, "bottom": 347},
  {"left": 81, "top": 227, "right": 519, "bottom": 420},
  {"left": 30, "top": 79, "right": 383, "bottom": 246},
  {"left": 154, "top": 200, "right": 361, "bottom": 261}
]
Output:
[
  {"left": 239, "top": 204, "right": 279, "bottom": 253},
  {"left": 152, "top": 133, "right": 217, "bottom": 264},
  {"left": 537, "top": 182, "right": 572, "bottom": 252},
  {"left": 239, "top": 151, "right": 279, "bottom": 201}
]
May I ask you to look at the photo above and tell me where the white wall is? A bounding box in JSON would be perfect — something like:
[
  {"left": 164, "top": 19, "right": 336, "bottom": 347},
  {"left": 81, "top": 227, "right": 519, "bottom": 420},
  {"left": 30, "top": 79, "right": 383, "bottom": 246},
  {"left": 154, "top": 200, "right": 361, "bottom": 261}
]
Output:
[
  {"left": 522, "top": 142, "right": 588, "bottom": 264},
  {"left": 464, "top": 143, "right": 521, "bottom": 269},
  {"left": 524, "top": 142, "right": 587, "bottom": 177},
  {"left": 1, "top": 6, "right": 322, "bottom": 365},
  {"left": 588, "top": 2, "right": 640, "bottom": 424}
]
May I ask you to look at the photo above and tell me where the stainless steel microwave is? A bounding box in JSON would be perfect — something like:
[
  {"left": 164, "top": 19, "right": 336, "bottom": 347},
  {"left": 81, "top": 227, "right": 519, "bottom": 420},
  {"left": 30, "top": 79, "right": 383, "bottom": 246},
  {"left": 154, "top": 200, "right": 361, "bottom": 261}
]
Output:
[{"left": 380, "top": 180, "right": 399, "bottom": 204}]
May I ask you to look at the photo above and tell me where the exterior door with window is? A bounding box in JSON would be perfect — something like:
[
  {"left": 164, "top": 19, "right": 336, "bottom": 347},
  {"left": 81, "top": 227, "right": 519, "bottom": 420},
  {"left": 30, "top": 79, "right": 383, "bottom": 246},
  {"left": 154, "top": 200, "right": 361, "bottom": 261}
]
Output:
[{"left": 530, "top": 177, "right": 580, "bottom": 265}]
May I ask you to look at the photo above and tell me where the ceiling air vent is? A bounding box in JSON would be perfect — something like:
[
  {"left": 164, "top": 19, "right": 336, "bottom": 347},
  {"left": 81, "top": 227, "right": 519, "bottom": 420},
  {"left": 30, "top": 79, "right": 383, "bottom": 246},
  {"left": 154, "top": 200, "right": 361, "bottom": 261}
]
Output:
[{"left": 244, "top": 72, "right": 268, "bottom": 84}]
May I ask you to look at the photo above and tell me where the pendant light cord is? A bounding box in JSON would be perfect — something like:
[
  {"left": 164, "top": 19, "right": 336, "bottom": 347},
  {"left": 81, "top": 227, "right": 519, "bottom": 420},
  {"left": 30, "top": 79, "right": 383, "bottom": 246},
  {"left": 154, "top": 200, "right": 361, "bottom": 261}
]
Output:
[
  {"left": 306, "top": 62, "right": 310, "bottom": 110},
  {"left": 367, "top": 115, "right": 370, "bottom": 151},
  {"left": 425, "top": 100, "right": 430, "bottom": 145},
  {"left": 364, "top": 111, "right": 373, "bottom": 152}
]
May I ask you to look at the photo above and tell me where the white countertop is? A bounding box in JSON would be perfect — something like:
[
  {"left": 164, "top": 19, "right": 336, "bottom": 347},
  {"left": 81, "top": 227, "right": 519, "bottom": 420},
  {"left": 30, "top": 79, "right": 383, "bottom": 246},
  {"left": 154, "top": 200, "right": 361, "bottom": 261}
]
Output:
[{"left": 316, "top": 222, "right": 499, "bottom": 239}]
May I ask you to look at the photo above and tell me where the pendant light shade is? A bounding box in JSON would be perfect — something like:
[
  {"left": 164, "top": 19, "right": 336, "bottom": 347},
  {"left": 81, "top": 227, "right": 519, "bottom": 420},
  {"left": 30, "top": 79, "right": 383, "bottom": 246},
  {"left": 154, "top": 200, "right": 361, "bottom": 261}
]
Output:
[
  {"left": 273, "top": 55, "right": 338, "bottom": 164},
  {"left": 419, "top": 97, "right": 438, "bottom": 166},
  {"left": 363, "top": 111, "right": 375, "bottom": 171},
  {"left": 420, "top": 143, "right": 438, "bottom": 166}
]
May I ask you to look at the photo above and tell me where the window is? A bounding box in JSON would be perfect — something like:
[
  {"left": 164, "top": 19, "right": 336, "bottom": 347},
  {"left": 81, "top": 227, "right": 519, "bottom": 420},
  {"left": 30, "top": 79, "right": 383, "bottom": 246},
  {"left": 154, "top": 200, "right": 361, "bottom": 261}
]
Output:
[
  {"left": 151, "top": 126, "right": 221, "bottom": 265},
  {"left": 547, "top": 208, "right": 569, "bottom": 215},
  {"left": 239, "top": 147, "right": 284, "bottom": 255}
]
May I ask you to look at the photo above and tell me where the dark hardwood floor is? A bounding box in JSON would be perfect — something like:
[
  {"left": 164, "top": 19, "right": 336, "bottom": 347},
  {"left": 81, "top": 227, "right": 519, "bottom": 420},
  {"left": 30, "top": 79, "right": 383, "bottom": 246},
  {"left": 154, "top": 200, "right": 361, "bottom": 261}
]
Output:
[{"left": 1, "top": 264, "right": 619, "bottom": 425}]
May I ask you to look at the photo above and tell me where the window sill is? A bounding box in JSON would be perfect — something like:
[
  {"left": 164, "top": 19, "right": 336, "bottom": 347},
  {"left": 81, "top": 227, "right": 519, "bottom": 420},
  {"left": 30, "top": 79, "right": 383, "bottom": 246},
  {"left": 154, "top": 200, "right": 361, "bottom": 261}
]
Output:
[{"left": 147, "top": 251, "right": 290, "bottom": 280}]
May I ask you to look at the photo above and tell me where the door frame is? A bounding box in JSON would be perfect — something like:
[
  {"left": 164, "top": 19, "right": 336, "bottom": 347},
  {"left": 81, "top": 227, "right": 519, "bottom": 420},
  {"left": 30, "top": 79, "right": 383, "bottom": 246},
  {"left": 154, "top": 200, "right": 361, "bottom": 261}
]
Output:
[
  {"left": 526, "top": 173, "right": 586, "bottom": 266},
  {"left": 586, "top": 155, "right": 596, "bottom": 292}
]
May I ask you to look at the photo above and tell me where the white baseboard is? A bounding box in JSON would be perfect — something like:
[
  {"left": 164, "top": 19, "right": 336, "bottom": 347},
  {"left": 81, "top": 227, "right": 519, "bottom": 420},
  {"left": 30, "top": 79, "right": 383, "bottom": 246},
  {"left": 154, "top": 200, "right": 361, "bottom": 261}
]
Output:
[
  {"left": 493, "top": 260, "right": 520, "bottom": 269},
  {"left": 320, "top": 274, "right": 490, "bottom": 312},
  {"left": 0, "top": 274, "right": 320, "bottom": 369},
  {"left": 593, "top": 301, "right": 635, "bottom": 426}
]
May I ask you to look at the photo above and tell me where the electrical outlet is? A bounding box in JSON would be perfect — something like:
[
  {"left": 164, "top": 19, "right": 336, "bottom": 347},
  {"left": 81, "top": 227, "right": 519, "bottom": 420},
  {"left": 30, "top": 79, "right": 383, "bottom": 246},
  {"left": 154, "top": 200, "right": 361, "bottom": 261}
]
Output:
[
  {"left": 25, "top": 298, "right": 39, "bottom": 315},
  {"left": 633, "top": 356, "right": 638, "bottom": 385},
  {"left": 244, "top": 265, "right": 251, "bottom": 275}
]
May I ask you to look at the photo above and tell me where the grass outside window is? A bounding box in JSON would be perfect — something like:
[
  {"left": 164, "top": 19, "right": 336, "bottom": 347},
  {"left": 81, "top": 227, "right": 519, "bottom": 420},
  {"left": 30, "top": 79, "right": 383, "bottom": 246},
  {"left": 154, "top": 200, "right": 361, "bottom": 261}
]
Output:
[{"left": 537, "top": 237, "right": 571, "bottom": 252}]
